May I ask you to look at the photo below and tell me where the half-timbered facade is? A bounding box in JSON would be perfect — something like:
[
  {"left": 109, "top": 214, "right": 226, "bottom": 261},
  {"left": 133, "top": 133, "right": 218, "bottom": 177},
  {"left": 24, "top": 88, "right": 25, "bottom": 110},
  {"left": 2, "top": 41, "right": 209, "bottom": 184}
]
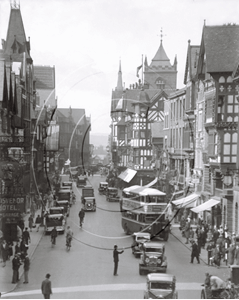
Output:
[
  {"left": 111, "top": 40, "right": 177, "bottom": 186},
  {"left": 196, "top": 24, "right": 239, "bottom": 231}
]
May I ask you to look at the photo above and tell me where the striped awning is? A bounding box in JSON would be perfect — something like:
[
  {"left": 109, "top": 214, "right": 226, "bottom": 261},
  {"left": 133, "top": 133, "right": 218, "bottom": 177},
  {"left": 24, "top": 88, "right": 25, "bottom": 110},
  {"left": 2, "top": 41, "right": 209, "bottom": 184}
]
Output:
[
  {"left": 172, "top": 193, "right": 199, "bottom": 208},
  {"left": 191, "top": 198, "right": 220, "bottom": 213},
  {"left": 118, "top": 168, "right": 137, "bottom": 183}
]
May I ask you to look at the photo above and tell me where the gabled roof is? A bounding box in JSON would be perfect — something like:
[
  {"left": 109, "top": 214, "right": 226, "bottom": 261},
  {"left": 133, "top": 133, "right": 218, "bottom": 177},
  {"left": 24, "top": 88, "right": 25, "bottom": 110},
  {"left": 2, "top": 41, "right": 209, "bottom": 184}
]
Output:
[
  {"left": 150, "top": 41, "right": 171, "bottom": 68},
  {"left": 34, "top": 66, "right": 55, "bottom": 89},
  {"left": 198, "top": 25, "right": 239, "bottom": 74},
  {"left": 184, "top": 40, "right": 200, "bottom": 84},
  {"left": 4, "top": 8, "right": 31, "bottom": 60}
]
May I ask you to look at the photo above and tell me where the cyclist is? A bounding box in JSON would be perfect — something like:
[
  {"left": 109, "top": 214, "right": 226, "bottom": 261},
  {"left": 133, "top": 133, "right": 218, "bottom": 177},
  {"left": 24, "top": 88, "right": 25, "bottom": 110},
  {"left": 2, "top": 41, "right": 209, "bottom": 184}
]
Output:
[
  {"left": 78, "top": 208, "right": 85, "bottom": 227},
  {"left": 66, "top": 226, "right": 73, "bottom": 249},
  {"left": 51, "top": 226, "right": 57, "bottom": 246}
]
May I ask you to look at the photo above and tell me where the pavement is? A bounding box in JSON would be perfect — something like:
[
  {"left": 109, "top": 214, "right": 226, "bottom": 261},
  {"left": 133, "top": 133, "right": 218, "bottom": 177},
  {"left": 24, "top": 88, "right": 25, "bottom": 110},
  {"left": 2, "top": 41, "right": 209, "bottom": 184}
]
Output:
[
  {"left": 0, "top": 208, "right": 44, "bottom": 296},
  {"left": 170, "top": 224, "right": 229, "bottom": 268}
]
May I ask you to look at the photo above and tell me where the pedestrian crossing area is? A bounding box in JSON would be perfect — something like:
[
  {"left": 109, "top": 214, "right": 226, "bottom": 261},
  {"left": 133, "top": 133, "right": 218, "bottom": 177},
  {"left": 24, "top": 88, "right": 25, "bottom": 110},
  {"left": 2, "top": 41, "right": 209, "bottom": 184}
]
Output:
[{"left": 2, "top": 282, "right": 203, "bottom": 298}]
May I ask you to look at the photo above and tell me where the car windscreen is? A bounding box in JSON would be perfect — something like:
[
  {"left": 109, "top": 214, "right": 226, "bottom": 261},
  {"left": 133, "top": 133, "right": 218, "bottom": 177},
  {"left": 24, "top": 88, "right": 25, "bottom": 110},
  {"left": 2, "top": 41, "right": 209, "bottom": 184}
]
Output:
[
  {"left": 150, "top": 282, "right": 173, "bottom": 290},
  {"left": 145, "top": 247, "right": 162, "bottom": 253}
]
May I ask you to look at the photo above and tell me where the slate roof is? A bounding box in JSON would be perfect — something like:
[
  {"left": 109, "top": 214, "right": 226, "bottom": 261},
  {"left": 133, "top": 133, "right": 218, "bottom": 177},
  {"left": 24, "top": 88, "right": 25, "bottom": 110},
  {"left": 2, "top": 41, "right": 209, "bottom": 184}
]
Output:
[
  {"left": 4, "top": 8, "right": 31, "bottom": 60},
  {"left": 34, "top": 66, "right": 55, "bottom": 89},
  {"left": 203, "top": 25, "right": 239, "bottom": 73},
  {"left": 184, "top": 42, "right": 200, "bottom": 84},
  {"left": 150, "top": 41, "right": 171, "bottom": 68}
]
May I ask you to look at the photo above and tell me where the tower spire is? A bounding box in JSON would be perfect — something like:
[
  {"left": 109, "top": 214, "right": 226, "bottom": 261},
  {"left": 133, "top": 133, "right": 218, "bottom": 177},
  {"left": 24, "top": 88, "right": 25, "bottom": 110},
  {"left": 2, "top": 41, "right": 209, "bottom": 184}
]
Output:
[{"left": 116, "top": 60, "right": 123, "bottom": 91}]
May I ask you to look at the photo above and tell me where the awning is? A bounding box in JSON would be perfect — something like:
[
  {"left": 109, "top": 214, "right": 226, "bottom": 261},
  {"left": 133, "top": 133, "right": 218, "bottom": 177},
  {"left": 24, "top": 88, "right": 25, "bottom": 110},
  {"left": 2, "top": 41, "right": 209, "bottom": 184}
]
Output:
[
  {"left": 118, "top": 168, "right": 137, "bottom": 183},
  {"left": 172, "top": 193, "right": 199, "bottom": 208},
  {"left": 144, "top": 178, "right": 158, "bottom": 188},
  {"left": 191, "top": 198, "right": 220, "bottom": 213},
  {"left": 131, "top": 187, "right": 165, "bottom": 196},
  {"left": 123, "top": 185, "right": 141, "bottom": 193}
]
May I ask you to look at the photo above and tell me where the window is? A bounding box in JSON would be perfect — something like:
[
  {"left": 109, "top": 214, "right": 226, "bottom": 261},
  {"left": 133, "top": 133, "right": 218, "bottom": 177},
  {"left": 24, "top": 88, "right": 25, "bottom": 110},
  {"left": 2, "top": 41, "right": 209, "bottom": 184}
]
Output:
[
  {"left": 223, "top": 132, "right": 237, "bottom": 163},
  {"left": 206, "top": 98, "right": 213, "bottom": 123},
  {"left": 208, "top": 132, "right": 217, "bottom": 156}
]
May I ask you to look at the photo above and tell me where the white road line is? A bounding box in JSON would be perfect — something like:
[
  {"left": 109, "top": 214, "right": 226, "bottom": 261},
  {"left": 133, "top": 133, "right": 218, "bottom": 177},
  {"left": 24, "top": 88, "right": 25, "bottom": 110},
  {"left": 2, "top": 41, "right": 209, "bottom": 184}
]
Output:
[{"left": 2, "top": 282, "right": 203, "bottom": 297}]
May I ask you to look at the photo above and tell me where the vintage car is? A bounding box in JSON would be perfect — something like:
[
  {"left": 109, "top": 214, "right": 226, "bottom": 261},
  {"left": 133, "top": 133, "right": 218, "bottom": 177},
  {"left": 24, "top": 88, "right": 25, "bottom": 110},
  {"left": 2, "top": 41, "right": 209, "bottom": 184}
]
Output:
[
  {"left": 49, "top": 207, "right": 64, "bottom": 216},
  {"left": 98, "top": 182, "right": 108, "bottom": 195},
  {"left": 139, "top": 241, "right": 167, "bottom": 275},
  {"left": 77, "top": 176, "right": 87, "bottom": 188},
  {"left": 144, "top": 273, "right": 178, "bottom": 299},
  {"left": 45, "top": 214, "right": 66, "bottom": 234},
  {"left": 131, "top": 232, "right": 151, "bottom": 258},
  {"left": 83, "top": 197, "right": 96, "bottom": 212},
  {"left": 81, "top": 186, "right": 94, "bottom": 203},
  {"left": 57, "top": 189, "right": 72, "bottom": 206},
  {"left": 61, "top": 181, "right": 73, "bottom": 189},
  {"left": 56, "top": 200, "right": 70, "bottom": 217},
  {"left": 106, "top": 187, "right": 120, "bottom": 202}
]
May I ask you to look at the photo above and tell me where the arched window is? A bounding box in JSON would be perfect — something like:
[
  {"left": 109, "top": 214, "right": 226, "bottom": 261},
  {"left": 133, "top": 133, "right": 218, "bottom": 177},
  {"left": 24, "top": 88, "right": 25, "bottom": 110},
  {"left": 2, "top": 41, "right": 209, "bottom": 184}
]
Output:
[
  {"left": 227, "top": 76, "right": 233, "bottom": 83},
  {"left": 219, "top": 76, "right": 225, "bottom": 83},
  {"left": 156, "top": 77, "right": 165, "bottom": 89},
  {"left": 236, "top": 203, "right": 238, "bottom": 235}
]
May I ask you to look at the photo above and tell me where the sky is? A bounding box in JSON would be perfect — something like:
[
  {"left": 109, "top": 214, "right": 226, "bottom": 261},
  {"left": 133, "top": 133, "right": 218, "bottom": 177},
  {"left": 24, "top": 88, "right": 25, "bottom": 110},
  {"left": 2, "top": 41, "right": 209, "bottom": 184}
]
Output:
[{"left": 0, "top": 0, "right": 239, "bottom": 135}]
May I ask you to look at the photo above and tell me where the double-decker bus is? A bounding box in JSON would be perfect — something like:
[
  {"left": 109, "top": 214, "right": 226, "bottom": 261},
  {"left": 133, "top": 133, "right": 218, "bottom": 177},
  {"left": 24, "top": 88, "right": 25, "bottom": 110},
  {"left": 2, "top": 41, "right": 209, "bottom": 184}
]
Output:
[{"left": 120, "top": 185, "right": 169, "bottom": 241}]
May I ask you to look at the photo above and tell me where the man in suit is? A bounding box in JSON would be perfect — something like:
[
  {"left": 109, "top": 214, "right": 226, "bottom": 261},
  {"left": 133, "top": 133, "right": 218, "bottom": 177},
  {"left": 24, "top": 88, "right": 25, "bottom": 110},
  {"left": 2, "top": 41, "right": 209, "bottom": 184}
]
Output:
[
  {"left": 190, "top": 240, "right": 200, "bottom": 264},
  {"left": 41, "top": 274, "right": 52, "bottom": 299},
  {"left": 113, "top": 244, "right": 124, "bottom": 276}
]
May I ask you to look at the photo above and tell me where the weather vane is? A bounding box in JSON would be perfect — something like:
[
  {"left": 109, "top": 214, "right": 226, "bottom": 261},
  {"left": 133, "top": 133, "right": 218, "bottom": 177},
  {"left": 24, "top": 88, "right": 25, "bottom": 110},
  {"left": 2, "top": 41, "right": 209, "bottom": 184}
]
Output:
[{"left": 158, "top": 27, "right": 166, "bottom": 43}]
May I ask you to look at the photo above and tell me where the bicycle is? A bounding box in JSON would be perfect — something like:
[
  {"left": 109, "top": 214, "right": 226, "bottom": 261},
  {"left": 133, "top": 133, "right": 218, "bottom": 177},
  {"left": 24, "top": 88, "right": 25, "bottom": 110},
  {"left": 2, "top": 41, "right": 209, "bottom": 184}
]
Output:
[{"left": 66, "top": 236, "right": 72, "bottom": 251}]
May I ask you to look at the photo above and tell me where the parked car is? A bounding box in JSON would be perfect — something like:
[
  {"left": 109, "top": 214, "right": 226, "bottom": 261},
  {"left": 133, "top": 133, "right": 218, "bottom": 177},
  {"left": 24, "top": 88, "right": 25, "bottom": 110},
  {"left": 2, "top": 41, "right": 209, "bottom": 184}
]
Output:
[
  {"left": 81, "top": 186, "right": 94, "bottom": 203},
  {"left": 77, "top": 176, "right": 87, "bottom": 188},
  {"left": 57, "top": 189, "right": 72, "bottom": 206},
  {"left": 49, "top": 207, "right": 64, "bottom": 215},
  {"left": 98, "top": 182, "right": 108, "bottom": 195},
  {"left": 139, "top": 241, "right": 167, "bottom": 275},
  {"left": 131, "top": 232, "right": 151, "bottom": 258},
  {"left": 56, "top": 200, "right": 70, "bottom": 217},
  {"left": 106, "top": 187, "right": 120, "bottom": 202},
  {"left": 45, "top": 214, "right": 66, "bottom": 234},
  {"left": 144, "top": 273, "right": 177, "bottom": 299},
  {"left": 83, "top": 197, "right": 96, "bottom": 212}
]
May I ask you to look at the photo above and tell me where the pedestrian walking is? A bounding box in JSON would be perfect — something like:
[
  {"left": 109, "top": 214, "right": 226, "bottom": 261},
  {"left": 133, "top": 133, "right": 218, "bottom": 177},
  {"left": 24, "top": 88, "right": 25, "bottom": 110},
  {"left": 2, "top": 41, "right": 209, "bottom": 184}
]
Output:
[
  {"left": 22, "top": 228, "right": 31, "bottom": 244},
  {"left": 12, "top": 253, "right": 21, "bottom": 283},
  {"left": 35, "top": 215, "right": 42, "bottom": 232},
  {"left": 113, "top": 244, "right": 124, "bottom": 276},
  {"left": 41, "top": 273, "right": 52, "bottom": 299},
  {"left": 189, "top": 227, "right": 194, "bottom": 242},
  {"left": 23, "top": 254, "right": 30, "bottom": 283},
  {"left": 234, "top": 245, "right": 239, "bottom": 265},
  {"left": 28, "top": 215, "right": 34, "bottom": 232},
  {"left": 15, "top": 241, "right": 21, "bottom": 256},
  {"left": 184, "top": 221, "right": 190, "bottom": 244},
  {"left": 7, "top": 241, "right": 13, "bottom": 260},
  {"left": 206, "top": 241, "right": 214, "bottom": 265},
  {"left": 212, "top": 244, "right": 221, "bottom": 268},
  {"left": 1, "top": 240, "right": 9, "bottom": 267},
  {"left": 16, "top": 225, "right": 22, "bottom": 241},
  {"left": 226, "top": 243, "right": 235, "bottom": 266},
  {"left": 190, "top": 240, "right": 200, "bottom": 264}
]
